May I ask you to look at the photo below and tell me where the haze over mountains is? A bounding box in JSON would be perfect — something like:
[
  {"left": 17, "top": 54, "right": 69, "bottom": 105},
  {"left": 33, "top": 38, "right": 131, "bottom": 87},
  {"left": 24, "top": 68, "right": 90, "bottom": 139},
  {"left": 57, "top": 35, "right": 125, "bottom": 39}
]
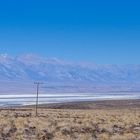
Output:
[{"left": 0, "top": 54, "right": 140, "bottom": 93}]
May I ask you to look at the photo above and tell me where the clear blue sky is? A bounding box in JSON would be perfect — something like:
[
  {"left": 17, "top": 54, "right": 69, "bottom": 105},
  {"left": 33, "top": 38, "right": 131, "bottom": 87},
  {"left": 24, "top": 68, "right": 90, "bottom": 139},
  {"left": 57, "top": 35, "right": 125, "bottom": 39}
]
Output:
[{"left": 0, "top": 0, "right": 140, "bottom": 64}]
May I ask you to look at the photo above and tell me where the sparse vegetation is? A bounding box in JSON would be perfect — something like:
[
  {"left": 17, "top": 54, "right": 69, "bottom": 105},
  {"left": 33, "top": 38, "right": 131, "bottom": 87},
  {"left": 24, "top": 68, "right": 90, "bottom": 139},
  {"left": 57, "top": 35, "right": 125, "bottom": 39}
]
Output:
[{"left": 0, "top": 100, "right": 140, "bottom": 140}]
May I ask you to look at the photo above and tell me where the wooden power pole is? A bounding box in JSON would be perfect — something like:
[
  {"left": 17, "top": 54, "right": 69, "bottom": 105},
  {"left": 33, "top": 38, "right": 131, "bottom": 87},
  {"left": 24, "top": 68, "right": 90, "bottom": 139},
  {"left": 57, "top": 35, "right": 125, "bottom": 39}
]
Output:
[{"left": 34, "top": 82, "right": 43, "bottom": 117}]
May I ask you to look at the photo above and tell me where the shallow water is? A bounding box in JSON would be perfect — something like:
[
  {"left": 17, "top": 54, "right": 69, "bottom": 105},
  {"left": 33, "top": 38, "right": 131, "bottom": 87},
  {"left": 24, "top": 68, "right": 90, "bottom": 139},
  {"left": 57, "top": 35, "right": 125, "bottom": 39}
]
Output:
[{"left": 0, "top": 93, "right": 140, "bottom": 107}]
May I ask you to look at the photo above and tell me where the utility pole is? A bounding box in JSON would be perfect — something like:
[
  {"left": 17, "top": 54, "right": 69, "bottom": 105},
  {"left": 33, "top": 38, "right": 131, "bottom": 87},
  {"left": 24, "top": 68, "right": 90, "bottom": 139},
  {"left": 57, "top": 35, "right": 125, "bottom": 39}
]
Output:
[{"left": 34, "top": 82, "right": 43, "bottom": 117}]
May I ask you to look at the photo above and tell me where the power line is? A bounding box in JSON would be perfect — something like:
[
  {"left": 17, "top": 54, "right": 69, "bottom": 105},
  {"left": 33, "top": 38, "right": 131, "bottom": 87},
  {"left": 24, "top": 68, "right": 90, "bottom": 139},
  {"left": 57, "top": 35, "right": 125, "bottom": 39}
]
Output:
[{"left": 34, "top": 82, "right": 43, "bottom": 117}]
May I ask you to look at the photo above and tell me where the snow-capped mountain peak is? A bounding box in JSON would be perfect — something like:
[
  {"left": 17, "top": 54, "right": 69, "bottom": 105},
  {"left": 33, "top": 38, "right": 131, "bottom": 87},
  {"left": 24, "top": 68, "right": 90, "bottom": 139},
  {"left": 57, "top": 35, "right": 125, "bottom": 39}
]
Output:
[{"left": 0, "top": 54, "right": 140, "bottom": 93}]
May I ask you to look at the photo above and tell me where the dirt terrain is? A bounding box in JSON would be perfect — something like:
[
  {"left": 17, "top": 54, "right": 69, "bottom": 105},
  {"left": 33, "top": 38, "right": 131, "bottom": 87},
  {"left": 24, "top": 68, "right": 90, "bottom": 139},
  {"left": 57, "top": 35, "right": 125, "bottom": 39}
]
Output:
[{"left": 0, "top": 99, "right": 140, "bottom": 140}]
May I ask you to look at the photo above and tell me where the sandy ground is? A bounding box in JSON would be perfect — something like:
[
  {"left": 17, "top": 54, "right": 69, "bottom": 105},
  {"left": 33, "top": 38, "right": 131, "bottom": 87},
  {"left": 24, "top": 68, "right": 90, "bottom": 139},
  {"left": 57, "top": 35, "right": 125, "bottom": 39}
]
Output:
[{"left": 0, "top": 99, "right": 140, "bottom": 140}]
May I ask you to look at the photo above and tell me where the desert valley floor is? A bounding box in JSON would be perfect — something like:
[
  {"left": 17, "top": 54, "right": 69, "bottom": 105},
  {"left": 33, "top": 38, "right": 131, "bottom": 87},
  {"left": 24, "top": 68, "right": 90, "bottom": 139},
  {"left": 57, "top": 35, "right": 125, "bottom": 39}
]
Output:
[{"left": 0, "top": 99, "right": 140, "bottom": 140}]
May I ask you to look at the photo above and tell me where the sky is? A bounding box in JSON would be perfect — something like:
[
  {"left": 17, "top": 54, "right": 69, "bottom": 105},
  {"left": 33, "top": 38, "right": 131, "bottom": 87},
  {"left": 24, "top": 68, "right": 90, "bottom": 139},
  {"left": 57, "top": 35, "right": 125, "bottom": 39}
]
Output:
[{"left": 0, "top": 0, "right": 140, "bottom": 64}]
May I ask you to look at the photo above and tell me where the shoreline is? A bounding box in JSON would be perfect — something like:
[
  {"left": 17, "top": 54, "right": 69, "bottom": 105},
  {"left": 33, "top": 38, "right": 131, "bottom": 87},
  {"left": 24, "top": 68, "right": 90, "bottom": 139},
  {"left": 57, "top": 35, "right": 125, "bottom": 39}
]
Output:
[
  {"left": 0, "top": 92, "right": 140, "bottom": 108},
  {"left": 7, "top": 98, "right": 139, "bottom": 110},
  {"left": 1, "top": 98, "right": 140, "bottom": 111}
]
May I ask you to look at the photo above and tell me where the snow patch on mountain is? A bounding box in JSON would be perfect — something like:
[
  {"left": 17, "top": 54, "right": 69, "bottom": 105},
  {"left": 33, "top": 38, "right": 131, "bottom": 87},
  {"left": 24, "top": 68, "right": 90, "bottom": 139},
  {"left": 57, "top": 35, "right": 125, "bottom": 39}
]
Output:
[{"left": 0, "top": 54, "right": 140, "bottom": 93}]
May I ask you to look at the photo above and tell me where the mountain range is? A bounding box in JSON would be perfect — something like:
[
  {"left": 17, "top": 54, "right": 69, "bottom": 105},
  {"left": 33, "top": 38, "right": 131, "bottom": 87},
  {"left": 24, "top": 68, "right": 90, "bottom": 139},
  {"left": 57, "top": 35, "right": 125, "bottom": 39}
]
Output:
[{"left": 0, "top": 54, "right": 140, "bottom": 93}]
